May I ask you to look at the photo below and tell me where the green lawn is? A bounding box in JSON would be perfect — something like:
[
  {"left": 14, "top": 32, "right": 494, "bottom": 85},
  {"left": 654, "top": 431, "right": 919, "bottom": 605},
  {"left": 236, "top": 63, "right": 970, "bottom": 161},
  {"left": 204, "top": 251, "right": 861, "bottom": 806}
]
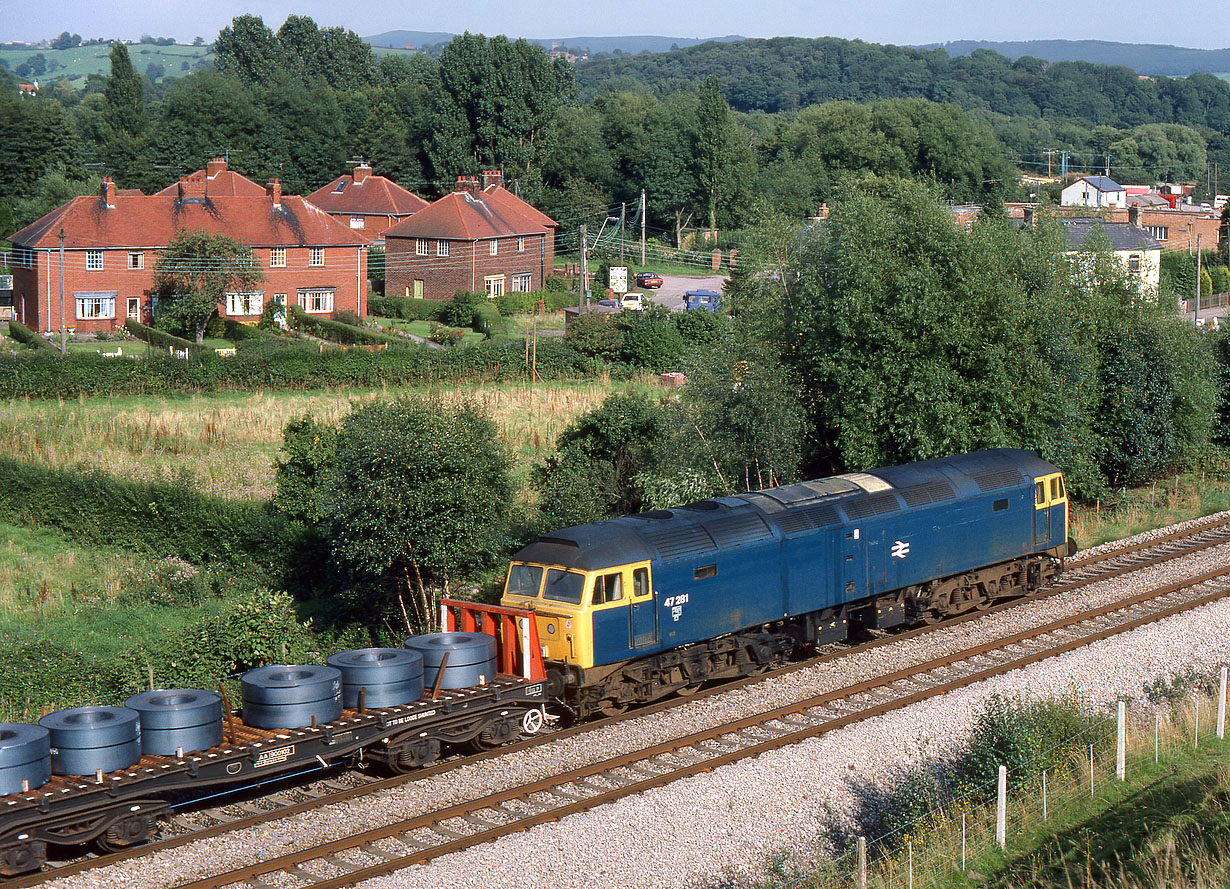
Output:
[{"left": 371, "top": 316, "right": 486, "bottom": 344}]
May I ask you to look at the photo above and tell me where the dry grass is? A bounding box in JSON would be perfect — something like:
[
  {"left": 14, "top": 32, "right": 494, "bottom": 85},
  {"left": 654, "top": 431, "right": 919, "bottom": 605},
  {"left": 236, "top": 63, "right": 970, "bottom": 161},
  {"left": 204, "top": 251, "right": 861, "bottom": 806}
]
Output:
[{"left": 0, "top": 377, "right": 655, "bottom": 500}]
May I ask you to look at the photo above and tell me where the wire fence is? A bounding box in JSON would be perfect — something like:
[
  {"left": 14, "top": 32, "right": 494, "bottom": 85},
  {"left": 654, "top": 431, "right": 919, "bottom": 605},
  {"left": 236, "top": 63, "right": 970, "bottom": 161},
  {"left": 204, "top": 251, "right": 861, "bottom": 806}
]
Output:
[{"left": 804, "top": 668, "right": 1228, "bottom": 889}]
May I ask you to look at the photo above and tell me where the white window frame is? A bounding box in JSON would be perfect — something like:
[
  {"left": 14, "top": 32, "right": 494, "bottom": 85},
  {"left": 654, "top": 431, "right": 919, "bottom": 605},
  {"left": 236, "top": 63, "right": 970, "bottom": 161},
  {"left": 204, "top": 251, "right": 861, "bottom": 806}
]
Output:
[
  {"left": 436, "top": 240, "right": 449, "bottom": 256},
  {"left": 517, "top": 236, "right": 525, "bottom": 253},
  {"left": 126, "top": 297, "right": 140, "bottom": 319},
  {"left": 512, "top": 274, "right": 532, "bottom": 293},
  {"left": 484, "top": 275, "right": 505, "bottom": 298},
  {"left": 270, "top": 247, "right": 286, "bottom": 268},
  {"left": 416, "top": 239, "right": 428, "bottom": 256},
  {"left": 225, "top": 290, "right": 264, "bottom": 317},
  {"left": 86, "top": 250, "right": 103, "bottom": 271},
  {"left": 309, "top": 247, "right": 325, "bottom": 267},
  {"left": 298, "top": 289, "right": 334, "bottom": 314},
  {"left": 349, "top": 216, "right": 365, "bottom": 229},
  {"left": 75, "top": 294, "right": 115, "bottom": 319},
  {"left": 488, "top": 239, "right": 498, "bottom": 256},
  {"left": 128, "top": 251, "right": 144, "bottom": 270}
]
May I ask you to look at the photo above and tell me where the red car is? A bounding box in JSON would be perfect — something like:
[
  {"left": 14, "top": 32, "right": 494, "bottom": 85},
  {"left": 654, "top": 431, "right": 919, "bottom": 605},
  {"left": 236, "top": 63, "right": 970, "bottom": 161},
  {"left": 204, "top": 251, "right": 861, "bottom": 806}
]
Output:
[{"left": 635, "top": 272, "right": 664, "bottom": 289}]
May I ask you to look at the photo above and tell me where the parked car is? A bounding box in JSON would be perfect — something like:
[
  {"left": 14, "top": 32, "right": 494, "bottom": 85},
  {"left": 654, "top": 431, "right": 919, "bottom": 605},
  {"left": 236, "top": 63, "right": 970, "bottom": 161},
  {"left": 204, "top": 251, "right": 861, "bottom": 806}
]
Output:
[
  {"left": 620, "top": 292, "right": 645, "bottom": 311},
  {"left": 635, "top": 272, "right": 664, "bottom": 289},
  {"left": 684, "top": 289, "right": 721, "bottom": 312}
]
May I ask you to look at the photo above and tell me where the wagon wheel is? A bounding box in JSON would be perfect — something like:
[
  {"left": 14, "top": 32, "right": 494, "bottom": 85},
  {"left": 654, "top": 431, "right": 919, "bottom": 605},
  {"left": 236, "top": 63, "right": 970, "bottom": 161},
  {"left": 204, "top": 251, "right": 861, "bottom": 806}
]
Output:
[{"left": 95, "top": 814, "right": 152, "bottom": 853}]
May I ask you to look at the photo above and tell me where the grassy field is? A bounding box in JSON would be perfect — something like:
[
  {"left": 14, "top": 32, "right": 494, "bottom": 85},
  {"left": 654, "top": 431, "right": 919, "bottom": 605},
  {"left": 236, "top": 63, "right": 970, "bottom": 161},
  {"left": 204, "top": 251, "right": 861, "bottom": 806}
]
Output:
[
  {"left": 1, "top": 43, "right": 213, "bottom": 85},
  {"left": 0, "top": 376, "right": 656, "bottom": 499},
  {"left": 1070, "top": 465, "right": 1230, "bottom": 549}
]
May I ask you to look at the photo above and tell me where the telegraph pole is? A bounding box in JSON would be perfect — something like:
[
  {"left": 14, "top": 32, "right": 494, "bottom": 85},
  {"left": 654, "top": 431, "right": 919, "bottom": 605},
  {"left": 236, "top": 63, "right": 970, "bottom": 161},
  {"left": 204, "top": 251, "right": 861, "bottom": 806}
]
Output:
[
  {"left": 640, "top": 190, "right": 647, "bottom": 267},
  {"left": 579, "top": 224, "right": 589, "bottom": 308},
  {"left": 58, "top": 228, "right": 66, "bottom": 354},
  {"left": 620, "top": 202, "right": 626, "bottom": 266}
]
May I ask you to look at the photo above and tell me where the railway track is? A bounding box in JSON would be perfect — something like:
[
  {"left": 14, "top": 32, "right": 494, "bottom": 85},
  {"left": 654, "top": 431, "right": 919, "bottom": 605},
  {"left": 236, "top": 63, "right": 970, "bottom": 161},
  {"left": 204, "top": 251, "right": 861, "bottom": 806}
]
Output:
[
  {"left": 10, "top": 513, "right": 1230, "bottom": 888},
  {"left": 173, "top": 564, "right": 1230, "bottom": 889}
]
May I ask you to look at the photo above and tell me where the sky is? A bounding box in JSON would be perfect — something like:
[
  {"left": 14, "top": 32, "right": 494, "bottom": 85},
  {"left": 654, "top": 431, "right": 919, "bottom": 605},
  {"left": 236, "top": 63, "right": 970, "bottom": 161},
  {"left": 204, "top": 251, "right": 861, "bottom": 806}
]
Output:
[{"left": 5, "top": 0, "right": 1230, "bottom": 49}]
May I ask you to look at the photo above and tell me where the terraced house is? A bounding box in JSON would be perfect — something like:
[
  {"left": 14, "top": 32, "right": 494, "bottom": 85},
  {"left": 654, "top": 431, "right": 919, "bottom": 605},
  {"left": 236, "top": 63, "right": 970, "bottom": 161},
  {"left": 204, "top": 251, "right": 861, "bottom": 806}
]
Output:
[
  {"left": 383, "top": 171, "right": 556, "bottom": 301},
  {"left": 305, "top": 163, "right": 429, "bottom": 244},
  {"left": 7, "top": 159, "right": 369, "bottom": 335}
]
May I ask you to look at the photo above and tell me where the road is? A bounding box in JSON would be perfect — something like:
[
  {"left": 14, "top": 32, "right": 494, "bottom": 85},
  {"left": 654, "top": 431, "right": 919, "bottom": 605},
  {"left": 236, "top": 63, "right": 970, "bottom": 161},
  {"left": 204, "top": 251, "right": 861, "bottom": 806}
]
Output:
[{"left": 642, "top": 274, "right": 728, "bottom": 312}]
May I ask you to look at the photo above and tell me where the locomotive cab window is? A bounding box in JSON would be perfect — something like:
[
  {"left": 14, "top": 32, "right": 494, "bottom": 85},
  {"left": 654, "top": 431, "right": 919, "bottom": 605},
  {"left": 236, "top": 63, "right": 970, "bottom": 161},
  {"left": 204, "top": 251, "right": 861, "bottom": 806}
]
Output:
[
  {"left": 993, "top": 498, "right": 1009, "bottom": 512},
  {"left": 592, "top": 572, "right": 623, "bottom": 605},
  {"left": 633, "top": 567, "right": 651, "bottom": 598},
  {"left": 694, "top": 564, "right": 717, "bottom": 580},
  {"left": 543, "top": 568, "right": 586, "bottom": 604},
  {"left": 1050, "top": 478, "right": 1060, "bottom": 500},
  {"left": 1035, "top": 481, "right": 1045, "bottom": 505},
  {"left": 506, "top": 563, "right": 543, "bottom": 598}
]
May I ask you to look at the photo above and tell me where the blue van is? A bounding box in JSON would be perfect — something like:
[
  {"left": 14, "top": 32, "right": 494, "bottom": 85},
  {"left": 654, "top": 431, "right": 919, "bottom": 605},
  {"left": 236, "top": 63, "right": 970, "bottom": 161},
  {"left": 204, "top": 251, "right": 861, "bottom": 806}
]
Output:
[{"left": 684, "top": 289, "right": 720, "bottom": 312}]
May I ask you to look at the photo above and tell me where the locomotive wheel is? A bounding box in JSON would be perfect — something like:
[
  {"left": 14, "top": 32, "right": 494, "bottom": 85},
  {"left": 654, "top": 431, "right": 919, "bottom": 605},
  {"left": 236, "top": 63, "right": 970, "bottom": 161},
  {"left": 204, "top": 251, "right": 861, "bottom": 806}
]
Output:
[
  {"left": 95, "top": 813, "right": 153, "bottom": 853},
  {"left": 597, "top": 697, "right": 628, "bottom": 717}
]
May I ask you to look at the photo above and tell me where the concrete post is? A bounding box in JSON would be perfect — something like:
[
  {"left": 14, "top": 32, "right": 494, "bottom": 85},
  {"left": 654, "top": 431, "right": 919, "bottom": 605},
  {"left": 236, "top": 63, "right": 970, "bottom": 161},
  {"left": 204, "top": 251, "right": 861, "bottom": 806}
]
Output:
[
  {"left": 1117, "top": 700, "right": 1126, "bottom": 781},
  {"left": 856, "top": 836, "right": 866, "bottom": 889},
  {"left": 1218, "top": 666, "right": 1227, "bottom": 740},
  {"left": 996, "top": 764, "right": 1007, "bottom": 849}
]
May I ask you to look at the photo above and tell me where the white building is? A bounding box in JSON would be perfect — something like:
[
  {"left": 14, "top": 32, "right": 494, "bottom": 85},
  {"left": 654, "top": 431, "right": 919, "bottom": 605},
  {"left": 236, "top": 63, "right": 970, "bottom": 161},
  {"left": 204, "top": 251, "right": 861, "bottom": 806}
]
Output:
[{"left": 1060, "top": 176, "right": 1127, "bottom": 209}]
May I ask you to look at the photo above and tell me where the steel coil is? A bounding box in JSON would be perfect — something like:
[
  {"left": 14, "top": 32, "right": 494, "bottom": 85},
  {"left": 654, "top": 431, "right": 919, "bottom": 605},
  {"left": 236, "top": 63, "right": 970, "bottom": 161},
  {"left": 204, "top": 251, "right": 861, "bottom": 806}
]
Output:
[
  {"left": 38, "top": 707, "right": 141, "bottom": 776},
  {"left": 403, "top": 632, "right": 498, "bottom": 689},
  {"left": 0, "top": 724, "right": 51, "bottom": 794},
  {"left": 241, "top": 665, "right": 343, "bottom": 729},
  {"left": 327, "top": 649, "right": 424, "bottom": 707}
]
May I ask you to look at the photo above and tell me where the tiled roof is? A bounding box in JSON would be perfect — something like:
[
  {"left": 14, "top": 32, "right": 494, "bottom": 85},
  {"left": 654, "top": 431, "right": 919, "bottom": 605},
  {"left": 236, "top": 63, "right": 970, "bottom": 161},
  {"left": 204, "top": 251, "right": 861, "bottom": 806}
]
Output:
[
  {"left": 384, "top": 188, "right": 556, "bottom": 241},
  {"left": 306, "top": 173, "right": 428, "bottom": 216},
  {"left": 154, "top": 169, "right": 265, "bottom": 197},
  {"left": 1063, "top": 219, "right": 1162, "bottom": 252},
  {"left": 10, "top": 193, "right": 369, "bottom": 250}
]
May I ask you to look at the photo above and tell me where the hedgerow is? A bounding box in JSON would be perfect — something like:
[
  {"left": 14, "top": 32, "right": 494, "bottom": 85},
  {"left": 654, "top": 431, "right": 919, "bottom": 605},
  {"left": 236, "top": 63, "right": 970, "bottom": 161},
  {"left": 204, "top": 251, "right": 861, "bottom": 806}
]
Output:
[
  {"left": 124, "top": 318, "right": 202, "bottom": 353},
  {"left": 0, "top": 337, "right": 616, "bottom": 398},
  {"left": 286, "top": 305, "right": 408, "bottom": 346},
  {"left": 8, "top": 320, "right": 59, "bottom": 352}
]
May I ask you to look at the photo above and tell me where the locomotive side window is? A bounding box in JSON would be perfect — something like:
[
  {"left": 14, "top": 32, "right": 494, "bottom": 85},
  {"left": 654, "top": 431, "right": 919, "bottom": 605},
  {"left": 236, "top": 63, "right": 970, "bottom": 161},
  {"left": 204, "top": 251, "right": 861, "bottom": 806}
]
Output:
[
  {"left": 543, "top": 568, "right": 586, "bottom": 604},
  {"left": 506, "top": 563, "right": 543, "bottom": 598},
  {"left": 633, "top": 567, "right": 650, "bottom": 598},
  {"left": 993, "top": 498, "right": 1009, "bottom": 512},
  {"left": 1050, "top": 478, "right": 1060, "bottom": 500},
  {"left": 593, "top": 572, "right": 623, "bottom": 605},
  {"left": 1035, "top": 481, "right": 1045, "bottom": 505},
  {"left": 1057, "top": 477, "right": 1065, "bottom": 497},
  {"left": 694, "top": 564, "right": 717, "bottom": 580}
]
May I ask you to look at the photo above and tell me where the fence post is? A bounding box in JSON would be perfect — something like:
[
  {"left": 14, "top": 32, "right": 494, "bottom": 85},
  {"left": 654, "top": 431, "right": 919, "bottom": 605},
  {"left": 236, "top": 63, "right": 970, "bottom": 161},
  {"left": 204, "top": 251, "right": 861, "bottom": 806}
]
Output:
[
  {"left": 1089, "top": 743, "right": 1095, "bottom": 799},
  {"left": 996, "top": 764, "right": 1007, "bottom": 849},
  {"left": 1196, "top": 699, "right": 1201, "bottom": 750},
  {"left": 856, "top": 836, "right": 866, "bottom": 889},
  {"left": 1155, "top": 711, "right": 1160, "bottom": 763},
  {"left": 1117, "top": 700, "right": 1126, "bottom": 781},
  {"left": 1219, "top": 666, "right": 1227, "bottom": 740},
  {"left": 908, "top": 840, "right": 913, "bottom": 889},
  {"left": 961, "top": 812, "right": 966, "bottom": 871},
  {"left": 1042, "top": 769, "right": 1048, "bottom": 821}
]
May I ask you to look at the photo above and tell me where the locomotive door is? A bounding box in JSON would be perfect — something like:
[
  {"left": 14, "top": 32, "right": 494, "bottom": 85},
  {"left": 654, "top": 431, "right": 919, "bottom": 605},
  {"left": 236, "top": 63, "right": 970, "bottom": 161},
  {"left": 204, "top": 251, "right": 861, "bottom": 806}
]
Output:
[
  {"left": 1033, "top": 473, "right": 1066, "bottom": 549},
  {"left": 629, "top": 566, "right": 657, "bottom": 648},
  {"left": 841, "top": 528, "right": 867, "bottom": 602}
]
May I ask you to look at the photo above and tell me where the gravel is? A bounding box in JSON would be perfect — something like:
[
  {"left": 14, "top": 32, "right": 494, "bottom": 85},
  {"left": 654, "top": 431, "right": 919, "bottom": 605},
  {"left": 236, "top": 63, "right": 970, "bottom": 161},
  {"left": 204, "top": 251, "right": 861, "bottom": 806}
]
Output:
[{"left": 44, "top": 512, "right": 1230, "bottom": 889}]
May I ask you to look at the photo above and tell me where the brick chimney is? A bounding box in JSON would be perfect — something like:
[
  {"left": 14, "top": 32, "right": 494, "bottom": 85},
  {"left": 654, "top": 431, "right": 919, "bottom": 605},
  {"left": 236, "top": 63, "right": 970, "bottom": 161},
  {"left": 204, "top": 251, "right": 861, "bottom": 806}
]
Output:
[
  {"left": 178, "top": 172, "right": 207, "bottom": 200},
  {"left": 481, "top": 169, "right": 503, "bottom": 190},
  {"left": 353, "top": 163, "right": 371, "bottom": 184},
  {"left": 454, "top": 176, "right": 481, "bottom": 196},
  {"left": 1128, "top": 204, "right": 1140, "bottom": 227},
  {"left": 101, "top": 177, "right": 116, "bottom": 208},
  {"left": 266, "top": 178, "right": 282, "bottom": 206},
  {"left": 206, "top": 157, "right": 227, "bottom": 178}
]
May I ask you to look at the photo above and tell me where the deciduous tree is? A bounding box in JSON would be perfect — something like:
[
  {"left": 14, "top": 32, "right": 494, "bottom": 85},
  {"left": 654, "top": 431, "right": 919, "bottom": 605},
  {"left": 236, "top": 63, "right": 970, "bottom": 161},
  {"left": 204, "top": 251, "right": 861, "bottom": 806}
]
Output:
[{"left": 152, "top": 230, "right": 262, "bottom": 344}]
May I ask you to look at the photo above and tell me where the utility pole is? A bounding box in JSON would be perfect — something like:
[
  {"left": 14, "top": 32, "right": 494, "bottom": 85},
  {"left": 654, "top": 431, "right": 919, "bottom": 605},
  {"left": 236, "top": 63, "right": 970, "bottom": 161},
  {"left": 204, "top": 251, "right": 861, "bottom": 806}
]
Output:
[
  {"left": 1046, "top": 148, "right": 1054, "bottom": 177},
  {"left": 579, "top": 224, "right": 589, "bottom": 308},
  {"left": 640, "top": 190, "right": 647, "bottom": 267},
  {"left": 620, "top": 202, "right": 626, "bottom": 266},
  {"left": 58, "top": 228, "right": 66, "bottom": 354},
  {"left": 1197, "top": 233, "right": 1203, "bottom": 314},
  {"left": 1105, "top": 153, "right": 1111, "bottom": 177}
]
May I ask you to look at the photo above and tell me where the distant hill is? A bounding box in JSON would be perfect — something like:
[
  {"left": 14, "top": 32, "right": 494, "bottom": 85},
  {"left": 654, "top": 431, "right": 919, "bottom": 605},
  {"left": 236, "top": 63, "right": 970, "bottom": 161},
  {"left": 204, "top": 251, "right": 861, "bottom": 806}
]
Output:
[
  {"left": 923, "top": 39, "right": 1230, "bottom": 76},
  {"left": 363, "top": 30, "right": 744, "bottom": 55}
]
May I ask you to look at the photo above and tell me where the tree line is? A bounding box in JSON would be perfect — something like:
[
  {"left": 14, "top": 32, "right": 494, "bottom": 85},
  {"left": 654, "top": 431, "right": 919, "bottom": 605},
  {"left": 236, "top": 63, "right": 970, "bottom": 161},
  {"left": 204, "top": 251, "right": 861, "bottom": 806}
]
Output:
[{"left": 5, "top": 17, "right": 1229, "bottom": 253}]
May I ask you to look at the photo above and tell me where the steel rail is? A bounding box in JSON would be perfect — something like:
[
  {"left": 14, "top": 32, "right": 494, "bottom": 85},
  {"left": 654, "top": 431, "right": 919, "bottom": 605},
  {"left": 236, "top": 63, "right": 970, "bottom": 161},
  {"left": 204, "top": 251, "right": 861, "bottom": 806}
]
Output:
[{"left": 172, "top": 565, "right": 1230, "bottom": 889}]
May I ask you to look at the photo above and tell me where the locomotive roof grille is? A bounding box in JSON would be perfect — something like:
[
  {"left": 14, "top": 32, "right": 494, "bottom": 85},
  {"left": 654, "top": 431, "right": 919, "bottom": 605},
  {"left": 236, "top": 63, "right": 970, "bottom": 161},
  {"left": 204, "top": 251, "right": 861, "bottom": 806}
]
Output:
[
  {"left": 775, "top": 503, "right": 842, "bottom": 535},
  {"left": 899, "top": 481, "right": 957, "bottom": 507},
  {"left": 969, "top": 467, "right": 1026, "bottom": 491},
  {"left": 703, "top": 512, "right": 774, "bottom": 547},
  {"left": 644, "top": 525, "right": 718, "bottom": 560},
  {"left": 840, "top": 491, "right": 902, "bottom": 520}
]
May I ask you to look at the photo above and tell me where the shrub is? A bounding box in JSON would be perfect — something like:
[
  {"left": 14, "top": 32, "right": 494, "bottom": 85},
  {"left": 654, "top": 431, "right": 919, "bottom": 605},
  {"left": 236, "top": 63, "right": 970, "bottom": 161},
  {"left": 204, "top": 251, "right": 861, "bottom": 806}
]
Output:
[
  {"left": 8, "top": 319, "right": 59, "bottom": 352},
  {"left": 565, "top": 312, "right": 624, "bottom": 360},
  {"left": 472, "top": 301, "right": 506, "bottom": 338},
  {"left": 544, "top": 274, "right": 571, "bottom": 293},
  {"left": 125, "top": 318, "right": 201, "bottom": 353},
  {"left": 331, "top": 309, "right": 364, "bottom": 327},
  {"left": 368, "top": 294, "right": 446, "bottom": 321},
  {"left": 287, "top": 305, "right": 405, "bottom": 347},
  {"left": 619, "top": 314, "right": 686, "bottom": 370},
  {"left": 443, "top": 291, "right": 484, "bottom": 327},
  {"left": 430, "top": 326, "right": 465, "bottom": 345}
]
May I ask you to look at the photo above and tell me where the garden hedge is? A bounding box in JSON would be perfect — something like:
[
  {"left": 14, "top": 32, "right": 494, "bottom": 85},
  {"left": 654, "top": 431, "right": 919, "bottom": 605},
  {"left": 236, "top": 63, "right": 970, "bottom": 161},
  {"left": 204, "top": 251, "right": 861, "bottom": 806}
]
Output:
[{"left": 8, "top": 320, "right": 60, "bottom": 352}]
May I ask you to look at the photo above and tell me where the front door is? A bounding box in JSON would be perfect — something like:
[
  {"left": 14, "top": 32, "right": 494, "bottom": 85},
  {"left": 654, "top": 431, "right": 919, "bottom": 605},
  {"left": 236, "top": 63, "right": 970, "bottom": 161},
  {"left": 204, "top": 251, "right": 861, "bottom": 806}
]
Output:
[
  {"left": 629, "top": 566, "right": 656, "bottom": 648},
  {"left": 1034, "top": 479, "right": 1052, "bottom": 548}
]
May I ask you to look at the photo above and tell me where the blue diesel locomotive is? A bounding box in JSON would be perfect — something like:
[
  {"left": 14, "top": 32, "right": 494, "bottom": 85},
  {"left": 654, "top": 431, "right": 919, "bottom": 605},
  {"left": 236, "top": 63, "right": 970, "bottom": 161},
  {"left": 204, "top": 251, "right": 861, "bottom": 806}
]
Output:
[{"left": 501, "top": 449, "right": 1076, "bottom": 718}]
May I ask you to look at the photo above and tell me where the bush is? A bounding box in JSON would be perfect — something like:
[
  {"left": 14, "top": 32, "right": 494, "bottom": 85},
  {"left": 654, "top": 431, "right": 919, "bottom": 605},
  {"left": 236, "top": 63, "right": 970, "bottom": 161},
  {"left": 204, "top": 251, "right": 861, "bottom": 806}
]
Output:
[
  {"left": 472, "top": 300, "right": 506, "bottom": 338},
  {"left": 287, "top": 305, "right": 405, "bottom": 347},
  {"left": 430, "top": 326, "right": 465, "bottom": 345},
  {"left": 331, "top": 309, "right": 364, "bottom": 327},
  {"left": 565, "top": 312, "right": 625, "bottom": 360},
  {"left": 443, "top": 291, "right": 484, "bottom": 327},
  {"left": 8, "top": 319, "right": 59, "bottom": 352},
  {"left": 367, "top": 294, "right": 448, "bottom": 322},
  {"left": 544, "top": 274, "right": 571, "bottom": 293},
  {"left": 125, "top": 318, "right": 201, "bottom": 353},
  {"left": 619, "top": 314, "right": 686, "bottom": 370}
]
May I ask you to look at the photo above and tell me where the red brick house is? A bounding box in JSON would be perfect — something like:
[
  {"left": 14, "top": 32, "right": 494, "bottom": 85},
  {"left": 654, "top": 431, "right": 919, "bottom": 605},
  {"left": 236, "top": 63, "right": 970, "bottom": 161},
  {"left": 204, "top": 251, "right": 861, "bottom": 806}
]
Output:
[
  {"left": 9, "top": 161, "right": 369, "bottom": 335},
  {"left": 383, "top": 171, "right": 556, "bottom": 301},
  {"left": 305, "top": 164, "right": 429, "bottom": 243}
]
